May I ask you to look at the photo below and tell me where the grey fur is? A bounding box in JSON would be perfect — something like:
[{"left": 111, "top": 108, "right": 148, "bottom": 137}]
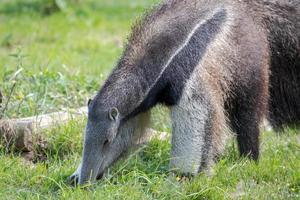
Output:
[{"left": 70, "top": 111, "right": 150, "bottom": 185}]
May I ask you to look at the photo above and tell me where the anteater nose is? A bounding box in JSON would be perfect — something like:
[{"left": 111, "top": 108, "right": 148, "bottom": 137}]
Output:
[
  {"left": 68, "top": 174, "right": 79, "bottom": 186},
  {"left": 96, "top": 172, "right": 104, "bottom": 180}
]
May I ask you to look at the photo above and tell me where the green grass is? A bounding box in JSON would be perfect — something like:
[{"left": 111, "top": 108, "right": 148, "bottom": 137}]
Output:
[
  {"left": 0, "top": 0, "right": 299, "bottom": 199},
  {"left": 0, "top": 0, "right": 156, "bottom": 118}
]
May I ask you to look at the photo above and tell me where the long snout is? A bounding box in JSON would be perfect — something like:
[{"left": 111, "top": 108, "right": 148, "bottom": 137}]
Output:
[{"left": 78, "top": 137, "right": 104, "bottom": 185}]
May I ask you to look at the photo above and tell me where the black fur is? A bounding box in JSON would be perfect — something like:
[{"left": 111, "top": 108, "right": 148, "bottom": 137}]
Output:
[
  {"left": 127, "top": 9, "right": 227, "bottom": 120},
  {"left": 263, "top": 1, "right": 300, "bottom": 130}
]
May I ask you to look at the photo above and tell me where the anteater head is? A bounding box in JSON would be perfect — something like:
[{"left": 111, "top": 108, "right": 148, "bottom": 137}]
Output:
[{"left": 77, "top": 98, "right": 122, "bottom": 185}]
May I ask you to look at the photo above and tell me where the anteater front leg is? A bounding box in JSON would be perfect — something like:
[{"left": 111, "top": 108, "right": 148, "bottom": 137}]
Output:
[
  {"left": 231, "top": 100, "right": 261, "bottom": 161},
  {"left": 169, "top": 91, "right": 215, "bottom": 176},
  {"left": 230, "top": 85, "right": 267, "bottom": 161}
]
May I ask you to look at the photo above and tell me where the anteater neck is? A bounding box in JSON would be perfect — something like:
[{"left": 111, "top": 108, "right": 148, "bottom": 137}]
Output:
[{"left": 95, "top": 4, "right": 227, "bottom": 122}]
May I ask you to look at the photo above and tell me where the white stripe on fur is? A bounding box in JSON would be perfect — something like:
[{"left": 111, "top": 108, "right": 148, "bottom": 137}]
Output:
[{"left": 135, "top": 9, "right": 224, "bottom": 107}]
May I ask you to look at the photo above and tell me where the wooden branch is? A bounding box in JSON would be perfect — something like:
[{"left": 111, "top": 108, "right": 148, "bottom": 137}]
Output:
[
  {"left": 0, "top": 107, "right": 168, "bottom": 159},
  {"left": 0, "top": 107, "right": 88, "bottom": 152},
  {"left": 136, "top": 128, "right": 168, "bottom": 145}
]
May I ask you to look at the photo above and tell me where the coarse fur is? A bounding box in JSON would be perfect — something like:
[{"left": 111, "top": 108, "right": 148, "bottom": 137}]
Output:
[
  {"left": 70, "top": 0, "right": 300, "bottom": 185},
  {"left": 257, "top": 0, "right": 300, "bottom": 130}
]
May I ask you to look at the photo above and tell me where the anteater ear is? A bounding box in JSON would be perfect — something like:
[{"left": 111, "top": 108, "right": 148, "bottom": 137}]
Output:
[
  {"left": 87, "top": 99, "right": 92, "bottom": 106},
  {"left": 109, "top": 107, "right": 119, "bottom": 121}
]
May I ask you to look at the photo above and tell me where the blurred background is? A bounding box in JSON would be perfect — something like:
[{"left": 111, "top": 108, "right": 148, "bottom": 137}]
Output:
[{"left": 0, "top": 0, "right": 159, "bottom": 119}]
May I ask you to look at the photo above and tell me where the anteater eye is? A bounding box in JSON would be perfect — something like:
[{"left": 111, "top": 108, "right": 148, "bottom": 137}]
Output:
[{"left": 103, "top": 139, "right": 109, "bottom": 147}]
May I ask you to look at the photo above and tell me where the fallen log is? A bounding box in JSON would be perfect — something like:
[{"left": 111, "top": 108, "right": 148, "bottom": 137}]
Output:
[
  {"left": 0, "top": 107, "right": 168, "bottom": 160},
  {"left": 0, "top": 107, "right": 88, "bottom": 152}
]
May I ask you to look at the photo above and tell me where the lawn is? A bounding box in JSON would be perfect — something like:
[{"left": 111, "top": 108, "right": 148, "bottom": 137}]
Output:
[{"left": 0, "top": 0, "right": 299, "bottom": 199}]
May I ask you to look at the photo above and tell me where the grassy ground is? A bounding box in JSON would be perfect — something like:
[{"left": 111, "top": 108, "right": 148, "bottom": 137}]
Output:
[{"left": 0, "top": 0, "right": 299, "bottom": 199}]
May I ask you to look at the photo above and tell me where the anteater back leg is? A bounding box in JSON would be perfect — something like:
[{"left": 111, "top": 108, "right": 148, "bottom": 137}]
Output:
[{"left": 268, "top": 63, "right": 300, "bottom": 130}]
